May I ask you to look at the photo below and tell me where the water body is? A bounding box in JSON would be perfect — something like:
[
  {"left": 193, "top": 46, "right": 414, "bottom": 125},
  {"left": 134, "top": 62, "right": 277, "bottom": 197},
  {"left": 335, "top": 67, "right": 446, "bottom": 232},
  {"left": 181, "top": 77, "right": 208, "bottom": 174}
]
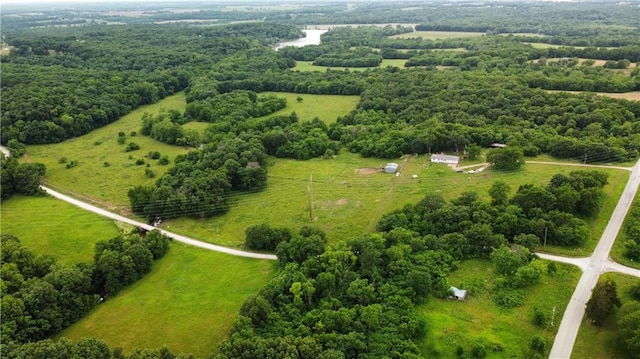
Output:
[{"left": 274, "top": 29, "right": 327, "bottom": 50}]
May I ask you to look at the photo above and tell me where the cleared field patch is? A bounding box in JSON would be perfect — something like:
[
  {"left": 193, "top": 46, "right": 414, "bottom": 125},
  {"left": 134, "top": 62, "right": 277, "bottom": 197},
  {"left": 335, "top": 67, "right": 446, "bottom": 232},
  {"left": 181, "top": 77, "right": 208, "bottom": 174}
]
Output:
[
  {"left": 56, "top": 242, "right": 276, "bottom": 358},
  {"left": 0, "top": 195, "right": 121, "bottom": 266},
  {"left": 390, "top": 31, "right": 485, "bottom": 40},
  {"left": 572, "top": 272, "right": 639, "bottom": 359},
  {"left": 25, "top": 93, "right": 191, "bottom": 211},
  {"left": 545, "top": 90, "right": 640, "bottom": 101},
  {"left": 259, "top": 92, "right": 360, "bottom": 125},
  {"left": 292, "top": 61, "right": 377, "bottom": 72},
  {"left": 163, "top": 154, "right": 626, "bottom": 251},
  {"left": 181, "top": 121, "right": 210, "bottom": 134},
  {"left": 417, "top": 259, "right": 581, "bottom": 358},
  {"left": 525, "top": 42, "right": 590, "bottom": 49}
]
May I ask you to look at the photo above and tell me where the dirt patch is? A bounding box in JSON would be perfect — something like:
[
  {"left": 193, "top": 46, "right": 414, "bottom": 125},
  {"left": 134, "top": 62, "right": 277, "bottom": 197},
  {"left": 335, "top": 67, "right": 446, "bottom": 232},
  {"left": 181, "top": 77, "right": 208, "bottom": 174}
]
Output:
[
  {"left": 336, "top": 198, "right": 347, "bottom": 205},
  {"left": 357, "top": 167, "right": 379, "bottom": 175}
]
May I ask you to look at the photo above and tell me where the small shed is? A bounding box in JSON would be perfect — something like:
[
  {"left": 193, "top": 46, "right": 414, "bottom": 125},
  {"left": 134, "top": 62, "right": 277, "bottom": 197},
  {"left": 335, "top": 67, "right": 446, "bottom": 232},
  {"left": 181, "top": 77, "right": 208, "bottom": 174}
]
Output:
[
  {"left": 430, "top": 154, "right": 460, "bottom": 165},
  {"left": 384, "top": 162, "right": 399, "bottom": 173},
  {"left": 449, "top": 286, "right": 467, "bottom": 301}
]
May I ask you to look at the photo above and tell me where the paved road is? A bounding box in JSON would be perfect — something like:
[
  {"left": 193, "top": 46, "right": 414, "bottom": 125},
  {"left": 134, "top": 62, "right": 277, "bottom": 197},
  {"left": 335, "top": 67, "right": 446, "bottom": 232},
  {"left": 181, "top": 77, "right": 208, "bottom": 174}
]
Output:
[
  {"left": 41, "top": 186, "right": 278, "bottom": 260},
  {"left": 1, "top": 145, "right": 276, "bottom": 260},
  {"left": 548, "top": 158, "right": 640, "bottom": 359},
  {"left": 536, "top": 253, "right": 589, "bottom": 271}
]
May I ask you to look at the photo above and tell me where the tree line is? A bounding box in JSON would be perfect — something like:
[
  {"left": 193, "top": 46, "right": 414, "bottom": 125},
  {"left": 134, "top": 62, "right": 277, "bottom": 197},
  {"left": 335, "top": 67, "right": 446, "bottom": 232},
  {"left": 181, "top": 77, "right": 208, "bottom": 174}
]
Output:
[{"left": 1, "top": 231, "right": 170, "bottom": 352}]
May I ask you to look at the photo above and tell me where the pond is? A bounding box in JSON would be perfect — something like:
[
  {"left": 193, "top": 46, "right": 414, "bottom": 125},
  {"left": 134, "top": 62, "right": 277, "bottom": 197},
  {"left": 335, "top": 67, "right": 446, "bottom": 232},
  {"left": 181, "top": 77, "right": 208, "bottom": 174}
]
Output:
[{"left": 274, "top": 29, "right": 327, "bottom": 50}]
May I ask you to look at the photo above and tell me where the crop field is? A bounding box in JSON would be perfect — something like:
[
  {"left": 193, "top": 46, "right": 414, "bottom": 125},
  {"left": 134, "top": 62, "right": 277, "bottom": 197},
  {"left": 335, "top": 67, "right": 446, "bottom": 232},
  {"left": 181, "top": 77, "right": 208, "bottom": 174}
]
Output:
[
  {"left": 163, "top": 154, "right": 628, "bottom": 251},
  {"left": 572, "top": 272, "right": 640, "bottom": 359},
  {"left": 0, "top": 195, "right": 121, "bottom": 266},
  {"left": 417, "top": 259, "right": 581, "bottom": 358},
  {"left": 390, "top": 31, "right": 485, "bottom": 40},
  {"left": 57, "top": 241, "right": 276, "bottom": 358}
]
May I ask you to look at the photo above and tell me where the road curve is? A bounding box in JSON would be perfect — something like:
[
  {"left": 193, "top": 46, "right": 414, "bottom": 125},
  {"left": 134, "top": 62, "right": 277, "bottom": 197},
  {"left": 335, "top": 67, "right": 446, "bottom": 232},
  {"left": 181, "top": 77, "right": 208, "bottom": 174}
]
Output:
[
  {"left": 2, "top": 145, "right": 275, "bottom": 260},
  {"left": 548, "top": 158, "right": 640, "bottom": 359},
  {"left": 536, "top": 252, "right": 589, "bottom": 271},
  {"left": 41, "top": 186, "right": 277, "bottom": 260}
]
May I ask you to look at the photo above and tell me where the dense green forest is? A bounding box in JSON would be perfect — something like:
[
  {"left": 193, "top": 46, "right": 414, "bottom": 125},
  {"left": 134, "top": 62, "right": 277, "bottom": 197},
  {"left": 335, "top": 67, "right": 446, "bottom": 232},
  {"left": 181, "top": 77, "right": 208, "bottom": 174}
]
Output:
[{"left": 1, "top": 0, "right": 640, "bottom": 358}]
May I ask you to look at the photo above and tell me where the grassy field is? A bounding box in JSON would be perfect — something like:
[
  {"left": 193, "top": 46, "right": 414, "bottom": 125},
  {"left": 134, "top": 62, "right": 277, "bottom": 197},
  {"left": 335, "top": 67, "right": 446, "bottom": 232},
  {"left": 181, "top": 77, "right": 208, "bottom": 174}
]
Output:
[
  {"left": 24, "top": 92, "right": 359, "bottom": 213},
  {"left": 162, "top": 154, "right": 628, "bottom": 249},
  {"left": 260, "top": 92, "right": 360, "bottom": 125},
  {"left": 417, "top": 259, "right": 581, "bottom": 358},
  {"left": 0, "top": 195, "right": 121, "bottom": 266},
  {"left": 56, "top": 241, "right": 276, "bottom": 358},
  {"left": 545, "top": 90, "right": 640, "bottom": 101},
  {"left": 525, "top": 42, "right": 589, "bottom": 49},
  {"left": 24, "top": 93, "right": 191, "bottom": 211},
  {"left": 572, "top": 272, "right": 640, "bottom": 359},
  {"left": 611, "top": 192, "right": 640, "bottom": 269},
  {"left": 390, "top": 31, "right": 485, "bottom": 40}
]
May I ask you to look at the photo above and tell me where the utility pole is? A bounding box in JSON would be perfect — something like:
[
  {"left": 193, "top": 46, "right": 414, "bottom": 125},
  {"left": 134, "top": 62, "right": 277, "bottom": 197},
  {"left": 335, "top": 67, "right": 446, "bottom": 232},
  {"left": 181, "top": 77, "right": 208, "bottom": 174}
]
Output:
[
  {"left": 551, "top": 306, "right": 556, "bottom": 326},
  {"left": 308, "top": 174, "right": 314, "bottom": 221},
  {"left": 584, "top": 153, "right": 587, "bottom": 164},
  {"left": 544, "top": 226, "right": 548, "bottom": 247}
]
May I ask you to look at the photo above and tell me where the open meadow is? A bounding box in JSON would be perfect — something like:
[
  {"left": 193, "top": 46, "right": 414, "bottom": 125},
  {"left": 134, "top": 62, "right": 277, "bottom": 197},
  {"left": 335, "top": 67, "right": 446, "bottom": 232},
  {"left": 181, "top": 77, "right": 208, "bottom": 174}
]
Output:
[
  {"left": 417, "top": 259, "right": 581, "bottom": 358},
  {"left": 24, "top": 92, "right": 359, "bottom": 212},
  {"left": 56, "top": 241, "right": 277, "bottom": 358},
  {"left": 572, "top": 272, "right": 640, "bottom": 359},
  {"left": 292, "top": 59, "right": 409, "bottom": 72},
  {"left": 24, "top": 93, "right": 191, "bottom": 211},
  {"left": 390, "top": 31, "right": 485, "bottom": 40},
  {"left": 163, "top": 154, "right": 629, "bottom": 252},
  {"left": 0, "top": 195, "right": 121, "bottom": 266}
]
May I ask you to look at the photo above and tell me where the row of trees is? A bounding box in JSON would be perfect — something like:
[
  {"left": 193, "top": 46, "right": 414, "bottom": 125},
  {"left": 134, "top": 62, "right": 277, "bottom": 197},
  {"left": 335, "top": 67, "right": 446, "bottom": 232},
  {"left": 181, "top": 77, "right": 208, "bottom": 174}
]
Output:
[
  {"left": 128, "top": 136, "right": 268, "bottom": 220},
  {"left": 1, "top": 231, "right": 170, "bottom": 348}
]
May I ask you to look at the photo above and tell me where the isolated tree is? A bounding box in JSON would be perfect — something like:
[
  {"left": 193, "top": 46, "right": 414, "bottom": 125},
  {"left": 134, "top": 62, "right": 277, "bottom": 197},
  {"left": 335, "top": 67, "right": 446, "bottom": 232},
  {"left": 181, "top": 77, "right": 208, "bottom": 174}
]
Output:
[
  {"left": 486, "top": 147, "right": 524, "bottom": 170},
  {"left": 466, "top": 143, "right": 481, "bottom": 160},
  {"left": 586, "top": 279, "right": 621, "bottom": 325},
  {"left": 489, "top": 181, "right": 511, "bottom": 206},
  {"left": 491, "top": 245, "right": 529, "bottom": 276}
]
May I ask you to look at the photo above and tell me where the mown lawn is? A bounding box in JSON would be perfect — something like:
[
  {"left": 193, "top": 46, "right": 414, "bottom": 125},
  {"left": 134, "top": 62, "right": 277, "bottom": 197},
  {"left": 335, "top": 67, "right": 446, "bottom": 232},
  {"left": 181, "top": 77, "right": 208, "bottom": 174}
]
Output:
[
  {"left": 0, "top": 195, "right": 121, "bottom": 266},
  {"left": 572, "top": 273, "right": 640, "bottom": 359},
  {"left": 417, "top": 259, "right": 581, "bottom": 358},
  {"left": 56, "top": 242, "right": 276, "bottom": 358}
]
